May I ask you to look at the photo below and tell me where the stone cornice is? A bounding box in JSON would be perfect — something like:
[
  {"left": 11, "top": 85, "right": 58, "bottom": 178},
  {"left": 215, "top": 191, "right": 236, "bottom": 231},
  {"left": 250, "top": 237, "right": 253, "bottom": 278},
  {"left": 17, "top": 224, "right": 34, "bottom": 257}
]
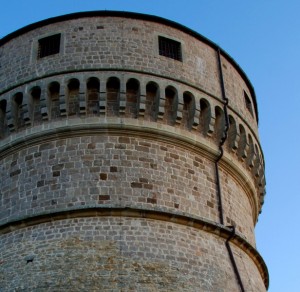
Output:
[{"left": 0, "top": 68, "right": 262, "bottom": 154}]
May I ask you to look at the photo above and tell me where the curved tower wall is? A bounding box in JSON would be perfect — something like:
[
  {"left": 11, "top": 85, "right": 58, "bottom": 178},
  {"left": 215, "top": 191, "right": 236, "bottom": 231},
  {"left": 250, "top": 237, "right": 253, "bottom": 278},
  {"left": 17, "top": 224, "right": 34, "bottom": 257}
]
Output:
[{"left": 0, "top": 12, "right": 267, "bottom": 291}]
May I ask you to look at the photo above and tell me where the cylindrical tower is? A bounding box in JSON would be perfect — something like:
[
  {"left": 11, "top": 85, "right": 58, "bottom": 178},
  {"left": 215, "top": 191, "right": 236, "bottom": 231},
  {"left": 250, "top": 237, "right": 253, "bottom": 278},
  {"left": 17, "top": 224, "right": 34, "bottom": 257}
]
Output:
[{"left": 0, "top": 11, "right": 268, "bottom": 291}]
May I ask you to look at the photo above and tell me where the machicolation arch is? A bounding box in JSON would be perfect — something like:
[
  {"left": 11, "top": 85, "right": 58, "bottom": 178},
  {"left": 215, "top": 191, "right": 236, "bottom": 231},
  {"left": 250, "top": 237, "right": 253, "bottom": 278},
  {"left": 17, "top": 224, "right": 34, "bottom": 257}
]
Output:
[
  {"left": 0, "top": 73, "right": 265, "bottom": 195},
  {"left": 0, "top": 73, "right": 266, "bottom": 212}
]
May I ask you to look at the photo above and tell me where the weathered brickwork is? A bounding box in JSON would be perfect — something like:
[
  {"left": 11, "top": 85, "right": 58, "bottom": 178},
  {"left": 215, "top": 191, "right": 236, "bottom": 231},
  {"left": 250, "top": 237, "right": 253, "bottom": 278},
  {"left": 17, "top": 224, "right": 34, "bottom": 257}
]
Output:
[
  {"left": 0, "top": 134, "right": 257, "bottom": 246},
  {"left": 0, "top": 217, "right": 265, "bottom": 291},
  {"left": 0, "top": 12, "right": 268, "bottom": 291}
]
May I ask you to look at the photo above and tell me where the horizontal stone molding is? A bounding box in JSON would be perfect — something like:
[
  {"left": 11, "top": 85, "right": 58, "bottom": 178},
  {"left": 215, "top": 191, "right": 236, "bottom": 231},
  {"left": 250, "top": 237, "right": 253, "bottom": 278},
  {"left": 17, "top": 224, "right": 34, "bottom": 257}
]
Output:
[
  {"left": 0, "top": 70, "right": 265, "bottom": 214},
  {"left": 0, "top": 68, "right": 262, "bottom": 148},
  {"left": 0, "top": 117, "right": 260, "bottom": 222},
  {"left": 0, "top": 205, "right": 269, "bottom": 289}
]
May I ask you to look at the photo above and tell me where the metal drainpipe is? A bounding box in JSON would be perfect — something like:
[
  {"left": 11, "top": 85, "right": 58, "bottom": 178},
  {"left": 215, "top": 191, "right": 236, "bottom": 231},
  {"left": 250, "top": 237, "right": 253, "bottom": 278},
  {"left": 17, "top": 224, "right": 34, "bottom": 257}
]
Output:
[
  {"left": 216, "top": 47, "right": 245, "bottom": 292},
  {"left": 226, "top": 226, "right": 246, "bottom": 291}
]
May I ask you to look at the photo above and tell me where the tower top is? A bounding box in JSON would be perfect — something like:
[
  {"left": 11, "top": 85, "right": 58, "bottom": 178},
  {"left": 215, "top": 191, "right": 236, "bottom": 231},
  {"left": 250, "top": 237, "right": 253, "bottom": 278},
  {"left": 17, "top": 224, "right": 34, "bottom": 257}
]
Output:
[{"left": 0, "top": 10, "right": 258, "bottom": 122}]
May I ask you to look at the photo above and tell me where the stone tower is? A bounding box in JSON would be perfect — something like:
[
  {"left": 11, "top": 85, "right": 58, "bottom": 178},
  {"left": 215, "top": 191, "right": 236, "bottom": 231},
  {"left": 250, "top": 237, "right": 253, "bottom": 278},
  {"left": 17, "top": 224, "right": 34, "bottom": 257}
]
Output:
[{"left": 0, "top": 11, "right": 268, "bottom": 291}]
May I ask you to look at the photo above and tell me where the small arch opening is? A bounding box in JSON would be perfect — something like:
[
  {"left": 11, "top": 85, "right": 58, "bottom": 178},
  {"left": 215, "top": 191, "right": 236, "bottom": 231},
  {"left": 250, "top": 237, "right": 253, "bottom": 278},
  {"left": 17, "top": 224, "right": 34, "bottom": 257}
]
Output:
[
  {"left": 13, "top": 92, "right": 24, "bottom": 129},
  {"left": 68, "top": 79, "right": 80, "bottom": 92},
  {"left": 227, "top": 115, "right": 237, "bottom": 150},
  {"left": 182, "top": 92, "right": 195, "bottom": 130},
  {"left": 106, "top": 77, "right": 120, "bottom": 116},
  {"left": 0, "top": 100, "right": 7, "bottom": 138},
  {"left": 67, "top": 78, "right": 80, "bottom": 116},
  {"left": 126, "top": 78, "right": 140, "bottom": 118},
  {"left": 238, "top": 124, "right": 247, "bottom": 159},
  {"left": 214, "top": 106, "right": 225, "bottom": 143},
  {"left": 164, "top": 86, "right": 177, "bottom": 125},
  {"left": 253, "top": 144, "right": 261, "bottom": 177},
  {"left": 87, "top": 77, "right": 100, "bottom": 115},
  {"left": 48, "top": 82, "right": 60, "bottom": 120},
  {"left": 145, "top": 82, "right": 159, "bottom": 121},
  {"left": 14, "top": 92, "right": 23, "bottom": 106},
  {"left": 49, "top": 82, "right": 60, "bottom": 95},
  {"left": 30, "top": 86, "right": 41, "bottom": 123},
  {"left": 199, "top": 99, "right": 211, "bottom": 136},
  {"left": 247, "top": 134, "right": 255, "bottom": 167}
]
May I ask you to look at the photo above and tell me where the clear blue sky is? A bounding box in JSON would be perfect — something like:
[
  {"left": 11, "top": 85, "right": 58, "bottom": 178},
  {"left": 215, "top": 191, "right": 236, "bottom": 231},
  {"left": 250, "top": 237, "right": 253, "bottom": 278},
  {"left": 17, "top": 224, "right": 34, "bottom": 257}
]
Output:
[{"left": 1, "top": 1, "right": 299, "bottom": 291}]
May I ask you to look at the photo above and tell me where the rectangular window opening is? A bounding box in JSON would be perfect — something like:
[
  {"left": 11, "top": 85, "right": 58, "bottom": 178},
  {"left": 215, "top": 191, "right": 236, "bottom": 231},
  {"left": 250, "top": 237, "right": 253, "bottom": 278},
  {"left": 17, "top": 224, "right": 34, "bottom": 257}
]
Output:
[
  {"left": 158, "top": 36, "right": 182, "bottom": 61},
  {"left": 38, "top": 34, "right": 61, "bottom": 59}
]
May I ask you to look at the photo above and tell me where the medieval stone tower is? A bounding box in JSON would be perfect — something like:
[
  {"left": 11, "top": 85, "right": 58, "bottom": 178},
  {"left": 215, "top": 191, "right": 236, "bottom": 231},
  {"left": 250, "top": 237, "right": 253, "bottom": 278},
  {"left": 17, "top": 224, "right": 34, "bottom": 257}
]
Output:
[{"left": 0, "top": 11, "right": 268, "bottom": 291}]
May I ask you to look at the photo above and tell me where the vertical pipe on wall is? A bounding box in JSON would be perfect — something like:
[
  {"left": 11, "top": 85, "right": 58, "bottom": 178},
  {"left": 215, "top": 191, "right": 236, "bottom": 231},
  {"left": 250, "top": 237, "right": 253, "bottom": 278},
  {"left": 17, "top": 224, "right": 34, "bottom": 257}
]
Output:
[{"left": 215, "top": 47, "right": 245, "bottom": 292}]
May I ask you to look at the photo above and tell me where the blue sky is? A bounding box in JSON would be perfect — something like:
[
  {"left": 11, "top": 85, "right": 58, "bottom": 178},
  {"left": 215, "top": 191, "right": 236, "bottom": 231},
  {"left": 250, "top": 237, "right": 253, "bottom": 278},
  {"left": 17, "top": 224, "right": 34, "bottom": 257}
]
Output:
[{"left": 1, "top": 1, "right": 299, "bottom": 291}]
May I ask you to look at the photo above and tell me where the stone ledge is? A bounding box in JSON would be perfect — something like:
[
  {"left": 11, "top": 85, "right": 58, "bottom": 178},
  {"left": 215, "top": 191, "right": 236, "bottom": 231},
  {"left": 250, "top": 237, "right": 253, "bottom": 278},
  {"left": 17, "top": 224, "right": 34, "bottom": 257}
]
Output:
[
  {"left": 0, "top": 205, "right": 269, "bottom": 289},
  {"left": 0, "top": 117, "right": 260, "bottom": 221}
]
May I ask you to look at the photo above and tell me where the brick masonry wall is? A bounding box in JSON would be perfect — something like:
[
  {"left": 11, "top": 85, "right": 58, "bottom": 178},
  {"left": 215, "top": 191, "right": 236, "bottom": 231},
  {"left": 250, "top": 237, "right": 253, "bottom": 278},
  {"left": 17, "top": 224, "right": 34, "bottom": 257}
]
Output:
[
  {"left": 0, "top": 134, "right": 256, "bottom": 245},
  {"left": 0, "top": 217, "right": 266, "bottom": 291}
]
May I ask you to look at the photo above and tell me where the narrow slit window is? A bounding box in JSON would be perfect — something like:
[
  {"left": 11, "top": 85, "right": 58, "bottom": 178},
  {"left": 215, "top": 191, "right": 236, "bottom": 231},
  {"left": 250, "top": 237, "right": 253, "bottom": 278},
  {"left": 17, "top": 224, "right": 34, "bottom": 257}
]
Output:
[
  {"left": 244, "top": 91, "right": 254, "bottom": 116},
  {"left": 158, "top": 36, "right": 182, "bottom": 61},
  {"left": 38, "top": 34, "right": 61, "bottom": 58}
]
